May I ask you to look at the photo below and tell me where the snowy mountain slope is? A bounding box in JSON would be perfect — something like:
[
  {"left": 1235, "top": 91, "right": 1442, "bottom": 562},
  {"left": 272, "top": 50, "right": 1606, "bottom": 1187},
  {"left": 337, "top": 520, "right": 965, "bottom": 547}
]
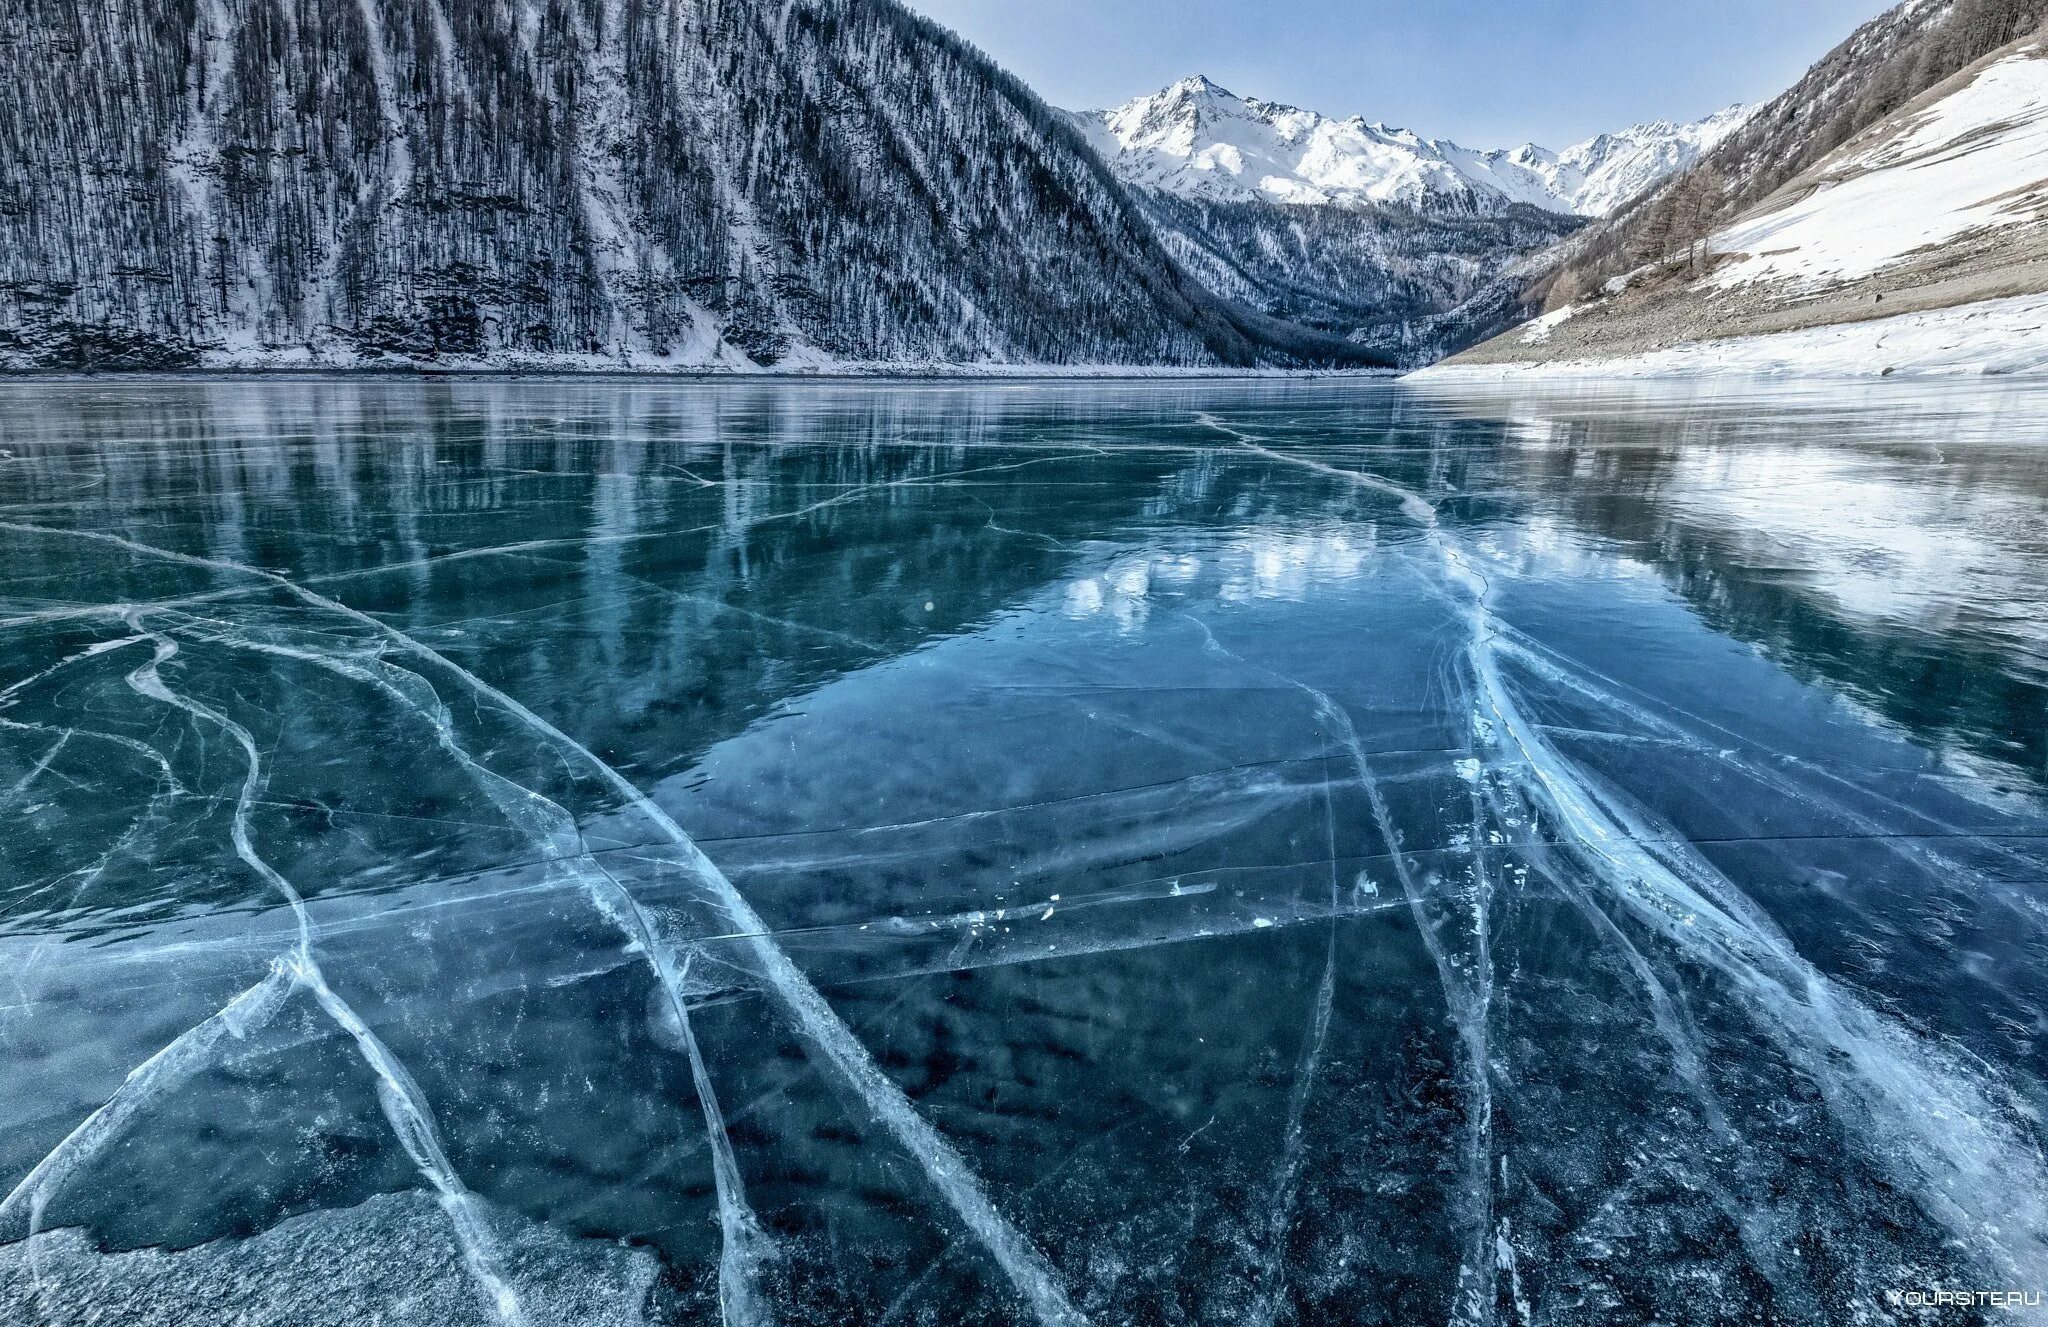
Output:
[
  {"left": 1429, "top": 27, "right": 2048, "bottom": 379},
  {"left": 1707, "top": 44, "right": 2048, "bottom": 289},
  {"left": 1069, "top": 76, "right": 1749, "bottom": 217},
  {"left": 1521, "top": 0, "right": 2048, "bottom": 313},
  {"left": 0, "top": 0, "right": 1374, "bottom": 372},
  {"left": 1554, "top": 106, "right": 1759, "bottom": 216}
]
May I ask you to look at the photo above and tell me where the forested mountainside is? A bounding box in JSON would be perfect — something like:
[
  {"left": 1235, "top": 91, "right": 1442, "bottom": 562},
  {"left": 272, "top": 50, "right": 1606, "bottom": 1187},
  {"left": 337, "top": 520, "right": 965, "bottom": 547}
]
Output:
[
  {"left": 1143, "top": 193, "right": 1579, "bottom": 364},
  {"left": 1434, "top": 0, "right": 2048, "bottom": 377},
  {"left": 0, "top": 0, "right": 1374, "bottom": 372}
]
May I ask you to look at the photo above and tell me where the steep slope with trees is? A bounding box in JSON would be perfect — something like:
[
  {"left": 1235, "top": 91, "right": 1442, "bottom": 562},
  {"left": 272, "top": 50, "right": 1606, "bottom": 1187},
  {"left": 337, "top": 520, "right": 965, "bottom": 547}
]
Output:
[{"left": 0, "top": 0, "right": 1375, "bottom": 371}]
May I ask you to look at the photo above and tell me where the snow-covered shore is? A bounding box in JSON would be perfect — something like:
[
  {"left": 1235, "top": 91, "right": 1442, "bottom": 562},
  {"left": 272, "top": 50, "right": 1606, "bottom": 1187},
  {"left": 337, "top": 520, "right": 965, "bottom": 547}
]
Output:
[{"left": 1408, "top": 292, "right": 2048, "bottom": 381}]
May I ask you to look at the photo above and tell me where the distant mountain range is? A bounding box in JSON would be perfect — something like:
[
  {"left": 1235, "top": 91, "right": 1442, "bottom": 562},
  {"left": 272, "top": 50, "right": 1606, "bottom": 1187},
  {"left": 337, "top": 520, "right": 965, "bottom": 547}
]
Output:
[
  {"left": 1069, "top": 76, "right": 1751, "bottom": 218},
  {"left": 1060, "top": 78, "right": 1752, "bottom": 365}
]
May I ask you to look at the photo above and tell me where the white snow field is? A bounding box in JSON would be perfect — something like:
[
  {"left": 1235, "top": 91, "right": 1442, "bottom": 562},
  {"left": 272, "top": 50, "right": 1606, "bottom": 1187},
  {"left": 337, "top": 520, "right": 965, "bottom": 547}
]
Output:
[
  {"left": 1710, "top": 46, "right": 2048, "bottom": 290},
  {"left": 1411, "top": 291, "right": 2048, "bottom": 380}
]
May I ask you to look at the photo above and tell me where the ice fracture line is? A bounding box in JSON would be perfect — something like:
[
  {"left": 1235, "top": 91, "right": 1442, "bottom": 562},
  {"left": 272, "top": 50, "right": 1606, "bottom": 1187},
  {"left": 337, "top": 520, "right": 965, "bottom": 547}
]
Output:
[
  {"left": 1207, "top": 415, "right": 2048, "bottom": 1292},
  {"left": 117, "top": 618, "right": 529, "bottom": 1326},
  {"left": 0, "top": 519, "right": 1089, "bottom": 1327}
]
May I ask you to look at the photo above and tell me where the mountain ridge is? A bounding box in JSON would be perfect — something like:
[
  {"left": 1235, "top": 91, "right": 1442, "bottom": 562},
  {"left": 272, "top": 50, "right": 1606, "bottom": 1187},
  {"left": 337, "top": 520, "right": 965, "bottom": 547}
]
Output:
[
  {"left": 1057, "top": 76, "right": 1751, "bottom": 367},
  {"left": 1069, "top": 76, "right": 1751, "bottom": 217}
]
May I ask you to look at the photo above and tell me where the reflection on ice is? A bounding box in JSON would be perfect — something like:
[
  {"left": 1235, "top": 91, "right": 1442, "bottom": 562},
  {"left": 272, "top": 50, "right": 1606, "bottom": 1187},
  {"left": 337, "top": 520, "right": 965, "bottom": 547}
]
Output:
[
  {"left": 1666, "top": 444, "right": 2048, "bottom": 671},
  {"left": 2, "top": 379, "right": 2047, "bottom": 1326}
]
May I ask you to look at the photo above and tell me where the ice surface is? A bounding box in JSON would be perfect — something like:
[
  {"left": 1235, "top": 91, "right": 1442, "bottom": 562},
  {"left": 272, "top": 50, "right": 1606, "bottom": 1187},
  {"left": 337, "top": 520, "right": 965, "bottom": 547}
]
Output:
[{"left": 2, "top": 378, "right": 2046, "bottom": 1326}]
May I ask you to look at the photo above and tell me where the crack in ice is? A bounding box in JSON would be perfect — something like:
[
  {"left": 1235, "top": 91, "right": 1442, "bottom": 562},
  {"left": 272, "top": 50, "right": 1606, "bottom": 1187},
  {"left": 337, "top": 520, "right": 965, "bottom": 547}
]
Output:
[
  {"left": 1211, "top": 412, "right": 2048, "bottom": 1299},
  {"left": 0, "top": 520, "right": 1089, "bottom": 1327},
  {"left": 109, "top": 621, "right": 528, "bottom": 1326}
]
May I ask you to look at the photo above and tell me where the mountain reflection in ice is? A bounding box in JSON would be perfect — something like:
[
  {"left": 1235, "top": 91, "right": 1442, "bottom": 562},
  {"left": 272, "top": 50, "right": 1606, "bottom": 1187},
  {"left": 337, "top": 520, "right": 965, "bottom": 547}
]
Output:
[{"left": 1, "top": 379, "right": 2045, "bottom": 1327}]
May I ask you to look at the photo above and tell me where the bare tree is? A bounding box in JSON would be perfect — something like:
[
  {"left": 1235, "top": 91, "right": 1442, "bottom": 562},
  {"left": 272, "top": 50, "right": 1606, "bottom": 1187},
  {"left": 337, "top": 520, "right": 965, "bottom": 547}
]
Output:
[
  {"left": 1673, "top": 166, "right": 1729, "bottom": 275},
  {"left": 1542, "top": 265, "right": 1588, "bottom": 313},
  {"left": 1632, "top": 193, "right": 1679, "bottom": 268}
]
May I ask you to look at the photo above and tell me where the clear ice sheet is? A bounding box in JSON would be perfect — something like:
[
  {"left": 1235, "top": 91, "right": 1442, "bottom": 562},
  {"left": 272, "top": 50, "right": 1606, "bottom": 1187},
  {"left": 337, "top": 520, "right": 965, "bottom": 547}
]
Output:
[{"left": 1, "top": 378, "right": 2046, "bottom": 1326}]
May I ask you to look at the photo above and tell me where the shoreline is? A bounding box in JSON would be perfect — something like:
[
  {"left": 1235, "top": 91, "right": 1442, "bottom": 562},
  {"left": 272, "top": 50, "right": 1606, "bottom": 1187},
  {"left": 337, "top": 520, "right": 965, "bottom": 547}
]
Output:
[
  {"left": 1411, "top": 292, "right": 2048, "bottom": 383},
  {"left": 0, "top": 364, "right": 1399, "bottom": 386}
]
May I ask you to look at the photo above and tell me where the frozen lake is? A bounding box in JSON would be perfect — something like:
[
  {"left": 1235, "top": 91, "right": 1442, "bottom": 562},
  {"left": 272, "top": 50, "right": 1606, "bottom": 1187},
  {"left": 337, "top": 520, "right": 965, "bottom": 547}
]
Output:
[{"left": 1, "top": 378, "right": 2044, "bottom": 1325}]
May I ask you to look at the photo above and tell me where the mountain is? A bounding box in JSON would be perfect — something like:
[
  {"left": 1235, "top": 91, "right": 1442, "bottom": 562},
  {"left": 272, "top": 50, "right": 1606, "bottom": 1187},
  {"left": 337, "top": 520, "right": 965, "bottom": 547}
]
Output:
[
  {"left": 1060, "top": 77, "right": 1747, "bottom": 366},
  {"left": 1134, "top": 191, "right": 1581, "bottom": 365},
  {"left": 1540, "top": 106, "right": 1757, "bottom": 217},
  {"left": 0, "top": 0, "right": 1377, "bottom": 373},
  {"left": 1069, "top": 76, "right": 1750, "bottom": 218},
  {"left": 1426, "top": 0, "right": 2048, "bottom": 378}
]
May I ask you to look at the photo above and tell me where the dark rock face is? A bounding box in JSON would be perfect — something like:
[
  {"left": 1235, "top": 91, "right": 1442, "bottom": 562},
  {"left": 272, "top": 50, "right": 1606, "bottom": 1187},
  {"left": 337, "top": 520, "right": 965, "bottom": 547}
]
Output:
[{"left": 1, "top": 0, "right": 1328, "bottom": 370}]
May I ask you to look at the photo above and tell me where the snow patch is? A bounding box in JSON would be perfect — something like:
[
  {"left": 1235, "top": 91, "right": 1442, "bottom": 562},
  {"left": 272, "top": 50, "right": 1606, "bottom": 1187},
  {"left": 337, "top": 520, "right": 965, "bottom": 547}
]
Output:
[
  {"left": 1709, "top": 48, "right": 2048, "bottom": 290},
  {"left": 1518, "top": 304, "right": 1581, "bottom": 345}
]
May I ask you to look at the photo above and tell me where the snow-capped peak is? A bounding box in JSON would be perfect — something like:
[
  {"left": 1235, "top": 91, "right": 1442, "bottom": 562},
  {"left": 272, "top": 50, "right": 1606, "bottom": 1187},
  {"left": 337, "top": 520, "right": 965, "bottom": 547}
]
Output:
[
  {"left": 1555, "top": 104, "right": 1756, "bottom": 215},
  {"left": 1071, "top": 80, "right": 1753, "bottom": 216}
]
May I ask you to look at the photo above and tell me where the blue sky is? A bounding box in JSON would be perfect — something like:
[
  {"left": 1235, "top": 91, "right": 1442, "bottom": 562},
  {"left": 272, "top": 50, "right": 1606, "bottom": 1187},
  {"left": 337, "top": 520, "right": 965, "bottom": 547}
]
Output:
[{"left": 903, "top": 0, "right": 1894, "bottom": 147}]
